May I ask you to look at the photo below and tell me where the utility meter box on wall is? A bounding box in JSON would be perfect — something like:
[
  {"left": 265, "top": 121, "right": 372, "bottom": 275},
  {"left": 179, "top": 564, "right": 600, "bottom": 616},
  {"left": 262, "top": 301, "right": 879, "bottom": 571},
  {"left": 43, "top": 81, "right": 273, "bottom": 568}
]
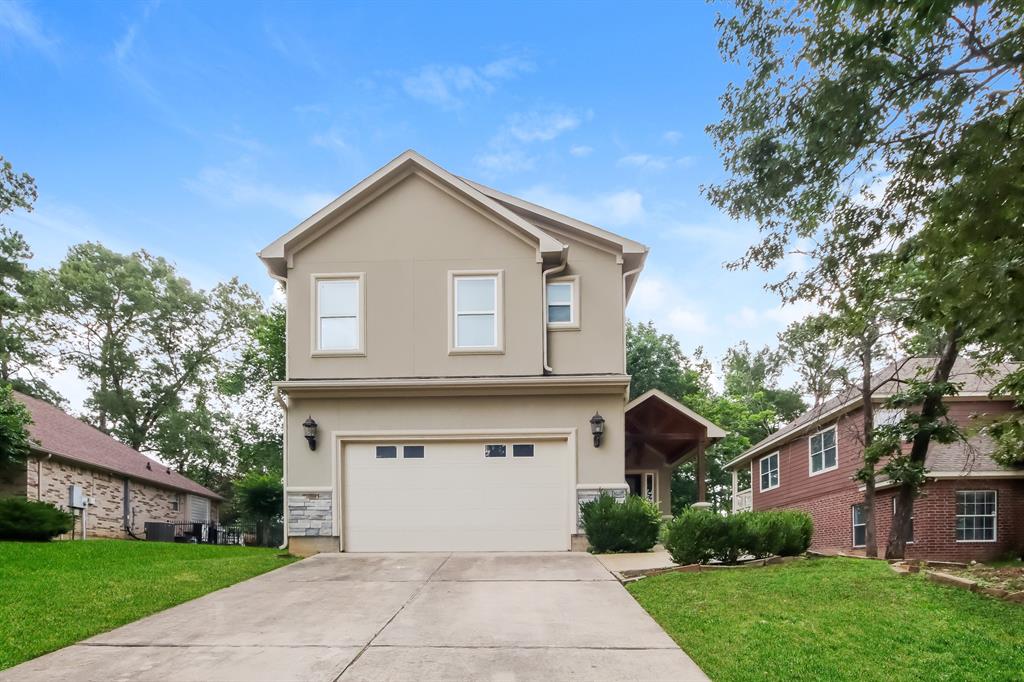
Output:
[{"left": 68, "top": 485, "right": 85, "bottom": 509}]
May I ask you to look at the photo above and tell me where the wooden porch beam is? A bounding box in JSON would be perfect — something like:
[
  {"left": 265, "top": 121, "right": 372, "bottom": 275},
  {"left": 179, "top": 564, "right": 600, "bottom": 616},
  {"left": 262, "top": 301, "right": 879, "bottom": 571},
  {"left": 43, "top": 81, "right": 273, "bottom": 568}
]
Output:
[{"left": 696, "top": 440, "right": 707, "bottom": 503}]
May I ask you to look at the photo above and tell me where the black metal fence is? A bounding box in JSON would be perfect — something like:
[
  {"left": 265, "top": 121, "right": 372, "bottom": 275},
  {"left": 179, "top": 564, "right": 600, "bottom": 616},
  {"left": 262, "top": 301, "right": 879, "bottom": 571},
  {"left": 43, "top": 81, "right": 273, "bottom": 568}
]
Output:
[{"left": 144, "top": 521, "right": 284, "bottom": 547}]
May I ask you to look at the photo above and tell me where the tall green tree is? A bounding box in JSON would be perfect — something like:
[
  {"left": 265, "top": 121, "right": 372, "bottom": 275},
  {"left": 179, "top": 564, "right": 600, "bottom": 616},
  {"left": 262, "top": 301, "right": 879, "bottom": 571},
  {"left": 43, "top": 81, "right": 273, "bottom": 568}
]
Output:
[
  {"left": 0, "top": 158, "right": 58, "bottom": 403},
  {"left": 0, "top": 384, "right": 32, "bottom": 483},
  {"left": 707, "top": 0, "right": 1024, "bottom": 557},
  {"left": 39, "top": 243, "right": 261, "bottom": 455},
  {"left": 626, "top": 321, "right": 710, "bottom": 401}
]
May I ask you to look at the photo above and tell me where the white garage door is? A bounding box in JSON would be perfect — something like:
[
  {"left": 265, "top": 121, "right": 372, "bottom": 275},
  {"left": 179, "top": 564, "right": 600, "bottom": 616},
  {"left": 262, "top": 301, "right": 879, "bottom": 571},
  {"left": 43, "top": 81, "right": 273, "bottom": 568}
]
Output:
[{"left": 343, "top": 438, "right": 570, "bottom": 552}]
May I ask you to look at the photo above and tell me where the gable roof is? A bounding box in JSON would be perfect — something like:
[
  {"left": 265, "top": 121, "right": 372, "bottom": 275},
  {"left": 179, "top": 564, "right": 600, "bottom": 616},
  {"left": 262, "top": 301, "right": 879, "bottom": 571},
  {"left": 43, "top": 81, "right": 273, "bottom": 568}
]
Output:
[
  {"left": 459, "top": 178, "right": 649, "bottom": 301},
  {"left": 16, "top": 392, "right": 222, "bottom": 500},
  {"left": 259, "top": 150, "right": 568, "bottom": 279},
  {"left": 625, "top": 388, "right": 727, "bottom": 439},
  {"left": 724, "top": 357, "right": 1019, "bottom": 471}
]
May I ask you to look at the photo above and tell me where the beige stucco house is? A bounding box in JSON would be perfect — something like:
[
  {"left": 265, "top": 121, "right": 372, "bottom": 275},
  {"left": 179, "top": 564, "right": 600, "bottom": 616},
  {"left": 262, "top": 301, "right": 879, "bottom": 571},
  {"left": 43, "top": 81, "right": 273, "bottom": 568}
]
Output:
[{"left": 261, "top": 150, "right": 724, "bottom": 555}]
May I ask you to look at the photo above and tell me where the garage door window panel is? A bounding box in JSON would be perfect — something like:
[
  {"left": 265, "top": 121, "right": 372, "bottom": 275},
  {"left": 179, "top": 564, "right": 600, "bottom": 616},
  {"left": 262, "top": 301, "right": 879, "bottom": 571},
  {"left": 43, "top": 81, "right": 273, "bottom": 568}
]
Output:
[
  {"left": 403, "top": 445, "right": 425, "bottom": 459},
  {"left": 485, "top": 444, "right": 506, "bottom": 458},
  {"left": 376, "top": 445, "right": 397, "bottom": 459}
]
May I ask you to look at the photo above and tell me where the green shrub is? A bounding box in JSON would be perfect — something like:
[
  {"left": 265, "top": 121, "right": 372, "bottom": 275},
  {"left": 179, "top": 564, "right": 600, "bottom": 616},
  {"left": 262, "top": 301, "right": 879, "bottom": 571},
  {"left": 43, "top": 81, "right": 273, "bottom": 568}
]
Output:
[
  {"left": 0, "top": 497, "right": 74, "bottom": 541},
  {"left": 664, "top": 508, "right": 723, "bottom": 565},
  {"left": 664, "top": 508, "right": 814, "bottom": 565},
  {"left": 579, "top": 492, "right": 661, "bottom": 553},
  {"left": 774, "top": 510, "right": 814, "bottom": 556}
]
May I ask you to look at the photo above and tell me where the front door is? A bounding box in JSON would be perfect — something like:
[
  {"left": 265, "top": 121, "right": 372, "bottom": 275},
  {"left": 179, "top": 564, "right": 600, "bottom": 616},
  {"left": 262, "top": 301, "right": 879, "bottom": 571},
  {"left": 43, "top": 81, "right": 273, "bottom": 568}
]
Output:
[{"left": 625, "top": 473, "right": 642, "bottom": 497}]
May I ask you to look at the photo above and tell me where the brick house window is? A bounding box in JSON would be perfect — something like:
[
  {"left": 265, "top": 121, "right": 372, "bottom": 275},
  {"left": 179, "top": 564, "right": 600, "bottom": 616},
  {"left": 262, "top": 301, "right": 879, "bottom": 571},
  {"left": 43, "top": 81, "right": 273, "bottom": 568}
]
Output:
[
  {"left": 852, "top": 504, "right": 866, "bottom": 548},
  {"left": 956, "top": 490, "right": 997, "bottom": 542},
  {"left": 759, "top": 452, "right": 779, "bottom": 492},
  {"left": 171, "top": 494, "right": 181, "bottom": 512},
  {"left": 808, "top": 425, "right": 838, "bottom": 475}
]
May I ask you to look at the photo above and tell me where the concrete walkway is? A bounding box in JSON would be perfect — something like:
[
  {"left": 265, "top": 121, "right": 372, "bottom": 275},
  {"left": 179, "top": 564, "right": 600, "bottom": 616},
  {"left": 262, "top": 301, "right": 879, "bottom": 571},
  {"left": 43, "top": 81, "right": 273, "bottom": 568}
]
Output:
[{"left": 2, "top": 552, "right": 707, "bottom": 682}]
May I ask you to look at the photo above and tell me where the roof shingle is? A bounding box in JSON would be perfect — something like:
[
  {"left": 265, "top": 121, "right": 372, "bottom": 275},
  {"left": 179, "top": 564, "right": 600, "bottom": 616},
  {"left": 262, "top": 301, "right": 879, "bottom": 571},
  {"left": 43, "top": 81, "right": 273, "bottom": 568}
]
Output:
[{"left": 15, "top": 392, "right": 221, "bottom": 500}]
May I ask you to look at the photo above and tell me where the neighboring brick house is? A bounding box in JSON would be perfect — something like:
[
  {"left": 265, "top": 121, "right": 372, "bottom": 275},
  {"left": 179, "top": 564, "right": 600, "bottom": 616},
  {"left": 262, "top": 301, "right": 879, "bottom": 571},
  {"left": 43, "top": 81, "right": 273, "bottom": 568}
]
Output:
[
  {"left": 0, "top": 391, "right": 221, "bottom": 539},
  {"left": 725, "top": 358, "right": 1024, "bottom": 562}
]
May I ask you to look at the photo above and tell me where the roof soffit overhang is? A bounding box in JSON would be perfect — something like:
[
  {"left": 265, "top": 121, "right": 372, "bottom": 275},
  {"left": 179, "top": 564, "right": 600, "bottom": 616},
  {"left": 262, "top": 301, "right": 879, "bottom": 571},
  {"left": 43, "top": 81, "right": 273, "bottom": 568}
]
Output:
[
  {"left": 258, "top": 150, "right": 566, "bottom": 279},
  {"left": 275, "top": 374, "right": 631, "bottom": 399}
]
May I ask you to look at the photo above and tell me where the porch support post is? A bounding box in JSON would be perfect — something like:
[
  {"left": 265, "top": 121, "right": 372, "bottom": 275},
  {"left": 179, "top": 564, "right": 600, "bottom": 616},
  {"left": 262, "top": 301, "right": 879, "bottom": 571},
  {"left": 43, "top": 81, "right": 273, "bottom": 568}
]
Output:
[{"left": 696, "top": 440, "right": 707, "bottom": 503}]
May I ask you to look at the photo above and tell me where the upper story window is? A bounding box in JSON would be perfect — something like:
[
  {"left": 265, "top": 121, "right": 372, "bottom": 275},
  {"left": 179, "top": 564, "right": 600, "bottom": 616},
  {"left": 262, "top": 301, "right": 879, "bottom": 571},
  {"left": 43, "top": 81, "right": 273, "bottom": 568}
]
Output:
[
  {"left": 314, "top": 274, "right": 364, "bottom": 355},
  {"left": 873, "top": 408, "right": 906, "bottom": 428},
  {"left": 450, "top": 271, "right": 503, "bottom": 353},
  {"left": 808, "top": 425, "right": 838, "bottom": 475},
  {"left": 759, "top": 452, "right": 779, "bottom": 491},
  {"left": 546, "top": 276, "right": 579, "bottom": 329}
]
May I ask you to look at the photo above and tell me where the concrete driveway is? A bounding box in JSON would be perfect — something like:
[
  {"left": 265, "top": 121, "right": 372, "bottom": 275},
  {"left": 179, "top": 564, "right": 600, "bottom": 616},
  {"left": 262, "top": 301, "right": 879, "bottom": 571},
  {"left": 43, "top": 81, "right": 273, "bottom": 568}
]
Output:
[{"left": 2, "top": 552, "right": 707, "bottom": 682}]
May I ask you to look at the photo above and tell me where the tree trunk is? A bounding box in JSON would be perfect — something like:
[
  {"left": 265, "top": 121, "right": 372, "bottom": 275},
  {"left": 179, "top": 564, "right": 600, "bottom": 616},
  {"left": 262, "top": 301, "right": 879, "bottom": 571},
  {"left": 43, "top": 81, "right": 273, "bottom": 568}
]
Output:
[
  {"left": 861, "top": 337, "right": 877, "bottom": 558},
  {"left": 885, "top": 326, "right": 963, "bottom": 559}
]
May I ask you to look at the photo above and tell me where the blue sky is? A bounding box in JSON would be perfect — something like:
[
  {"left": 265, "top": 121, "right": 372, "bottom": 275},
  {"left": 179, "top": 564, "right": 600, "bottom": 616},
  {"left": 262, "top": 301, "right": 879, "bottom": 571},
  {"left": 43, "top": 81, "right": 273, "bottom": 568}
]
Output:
[{"left": 1, "top": 0, "right": 809, "bottom": 404}]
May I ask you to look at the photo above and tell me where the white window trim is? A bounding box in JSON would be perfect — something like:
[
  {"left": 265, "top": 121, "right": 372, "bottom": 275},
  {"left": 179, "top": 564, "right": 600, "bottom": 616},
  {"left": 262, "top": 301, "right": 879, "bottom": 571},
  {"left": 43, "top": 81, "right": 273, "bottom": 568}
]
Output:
[
  {"left": 546, "top": 275, "right": 581, "bottom": 331},
  {"left": 759, "top": 451, "right": 780, "bottom": 492},
  {"left": 808, "top": 424, "right": 839, "bottom": 477},
  {"left": 851, "top": 504, "right": 866, "bottom": 548},
  {"left": 448, "top": 270, "right": 505, "bottom": 355},
  {"left": 955, "top": 489, "right": 998, "bottom": 543},
  {"left": 626, "top": 469, "right": 659, "bottom": 504},
  {"left": 310, "top": 272, "right": 366, "bottom": 357}
]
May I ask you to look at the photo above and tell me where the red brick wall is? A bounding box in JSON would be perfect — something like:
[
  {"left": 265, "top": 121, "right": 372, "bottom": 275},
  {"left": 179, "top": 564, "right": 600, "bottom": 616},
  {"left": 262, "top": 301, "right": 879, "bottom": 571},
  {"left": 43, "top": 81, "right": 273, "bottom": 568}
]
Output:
[{"left": 749, "top": 400, "right": 1024, "bottom": 561}]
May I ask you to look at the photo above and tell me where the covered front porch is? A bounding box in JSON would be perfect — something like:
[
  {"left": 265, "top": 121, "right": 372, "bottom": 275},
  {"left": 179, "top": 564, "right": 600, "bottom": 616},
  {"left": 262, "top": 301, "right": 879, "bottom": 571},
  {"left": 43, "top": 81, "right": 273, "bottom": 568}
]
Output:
[{"left": 623, "top": 389, "right": 726, "bottom": 515}]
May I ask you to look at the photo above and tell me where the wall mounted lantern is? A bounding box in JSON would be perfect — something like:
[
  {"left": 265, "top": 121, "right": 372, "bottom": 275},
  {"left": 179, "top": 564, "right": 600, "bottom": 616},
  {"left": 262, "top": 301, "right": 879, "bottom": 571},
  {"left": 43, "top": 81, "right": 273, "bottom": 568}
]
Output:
[
  {"left": 590, "top": 412, "right": 605, "bottom": 448},
  {"left": 302, "top": 416, "right": 318, "bottom": 451}
]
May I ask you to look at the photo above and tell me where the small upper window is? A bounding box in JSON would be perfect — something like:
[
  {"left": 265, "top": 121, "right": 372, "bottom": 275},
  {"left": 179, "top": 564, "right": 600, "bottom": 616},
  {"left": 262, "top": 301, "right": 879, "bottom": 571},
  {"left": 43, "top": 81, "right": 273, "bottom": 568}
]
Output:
[
  {"left": 375, "top": 446, "right": 397, "bottom": 459},
  {"left": 759, "top": 452, "right": 779, "bottom": 491},
  {"left": 316, "top": 276, "right": 362, "bottom": 352},
  {"left": 512, "top": 444, "right": 534, "bottom": 457},
  {"left": 454, "top": 275, "right": 498, "bottom": 349},
  {"left": 873, "top": 408, "right": 906, "bottom": 428},
  {"left": 547, "top": 281, "right": 574, "bottom": 325},
  {"left": 484, "top": 444, "right": 506, "bottom": 458},
  {"left": 809, "top": 425, "right": 838, "bottom": 474}
]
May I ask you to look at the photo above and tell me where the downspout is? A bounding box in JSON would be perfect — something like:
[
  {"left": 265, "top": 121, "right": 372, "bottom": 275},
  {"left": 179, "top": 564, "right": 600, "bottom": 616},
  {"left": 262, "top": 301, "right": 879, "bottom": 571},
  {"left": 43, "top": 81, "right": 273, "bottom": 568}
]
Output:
[
  {"left": 274, "top": 386, "right": 289, "bottom": 550},
  {"left": 541, "top": 252, "right": 568, "bottom": 374},
  {"left": 621, "top": 264, "right": 643, "bottom": 379}
]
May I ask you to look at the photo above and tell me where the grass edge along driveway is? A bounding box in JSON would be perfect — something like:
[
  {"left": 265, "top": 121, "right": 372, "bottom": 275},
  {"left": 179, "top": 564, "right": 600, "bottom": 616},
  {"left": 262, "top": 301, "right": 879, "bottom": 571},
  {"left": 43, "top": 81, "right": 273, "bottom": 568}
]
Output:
[
  {"left": 627, "top": 556, "right": 1024, "bottom": 682},
  {"left": 0, "top": 539, "right": 297, "bottom": 670}
]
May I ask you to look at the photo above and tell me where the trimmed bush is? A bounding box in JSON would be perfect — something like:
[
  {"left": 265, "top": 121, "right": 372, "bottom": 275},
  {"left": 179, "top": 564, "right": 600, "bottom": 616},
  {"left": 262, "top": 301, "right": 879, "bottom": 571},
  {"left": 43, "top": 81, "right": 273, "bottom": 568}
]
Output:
[
  {"left": 0, "top": 497, "right": 74, "bottom": 541},
  {"left": 579, "top": 492, "right": 661, "bottom": 553},
  {"left": 664, "top": 508, "right": 723, "bottom": 565},
  {"left": 664, "top": 508, "right": 813, "bottom": 565}
]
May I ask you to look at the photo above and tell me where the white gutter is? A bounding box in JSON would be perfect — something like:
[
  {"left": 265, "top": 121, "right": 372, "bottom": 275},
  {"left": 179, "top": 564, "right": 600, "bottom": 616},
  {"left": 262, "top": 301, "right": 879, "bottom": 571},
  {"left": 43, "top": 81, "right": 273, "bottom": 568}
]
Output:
[{"left": 541, "top": 251, "right": 568, "bottom": 374}]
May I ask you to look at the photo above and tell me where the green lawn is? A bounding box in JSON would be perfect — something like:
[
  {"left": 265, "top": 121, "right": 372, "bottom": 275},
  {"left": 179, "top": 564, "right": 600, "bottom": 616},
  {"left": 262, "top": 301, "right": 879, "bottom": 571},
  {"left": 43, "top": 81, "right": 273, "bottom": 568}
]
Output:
[
  {"left": 627, "top": 557, "right": 1024, "bottom": 682},
  {"left": 0, "top": 539, "right": 297, "bottom": 670}
]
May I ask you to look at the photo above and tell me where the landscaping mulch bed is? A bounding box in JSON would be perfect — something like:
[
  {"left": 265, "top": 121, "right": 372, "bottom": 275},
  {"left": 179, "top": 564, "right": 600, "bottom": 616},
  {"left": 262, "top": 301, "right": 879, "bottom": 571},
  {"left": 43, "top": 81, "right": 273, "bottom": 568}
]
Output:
[{"left": 949, "top": 562, "right": 1024, "bottom": 593}]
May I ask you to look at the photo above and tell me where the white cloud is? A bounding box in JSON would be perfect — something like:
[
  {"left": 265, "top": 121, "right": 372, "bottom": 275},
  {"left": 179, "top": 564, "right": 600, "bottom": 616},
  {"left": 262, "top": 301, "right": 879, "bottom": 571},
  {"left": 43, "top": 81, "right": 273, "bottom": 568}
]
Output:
[
  {"left": 569, "top": 145, "right": 593, "bottom": 157},
  {"left": 518, "top": 185, "right": 645, "bottom": 227},
  {"left": 725, "top": 299, "right": 818, "bottom": 330},
  {"left": 618, "top": 153, "right": 696, "bottom": 171},
  {"left": 628, "top": 275, "right": 710, "bottom": 337},
  {"left": 311, "top": 127, "right": 350, "bottom": 153},
  {"left": 476, "top": 149, "right": 534, "bottom": 174},
  {"left": 618, "top": 153, "right": 670, "bottom": 171},
  {"left": 476, "top": 107, "right": 586, "bottom": 176},
  {"left": 505, "top": 110, "right": 581, "bottom": 143},
  {"left": 402, "top": 56, "right": 534, "bottom": 109},
  {"left": 0, "top": 0, "right": 58, "bottom": 59},
  {"left": 186, "top": 161, "right": 334, "bottom": 219},
  {"left": 663, "top": 130, "right": 683, "bottom": 144}
]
